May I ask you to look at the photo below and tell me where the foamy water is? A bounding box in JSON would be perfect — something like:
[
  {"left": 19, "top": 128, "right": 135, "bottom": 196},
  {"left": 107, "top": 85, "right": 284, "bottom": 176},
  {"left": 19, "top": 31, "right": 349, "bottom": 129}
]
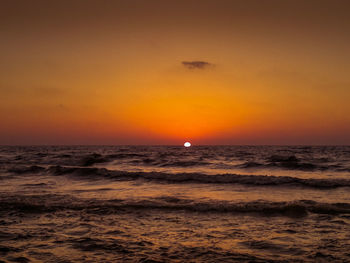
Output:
[{"left": 1, "top": 146, "right": 350, "bottom": 262}]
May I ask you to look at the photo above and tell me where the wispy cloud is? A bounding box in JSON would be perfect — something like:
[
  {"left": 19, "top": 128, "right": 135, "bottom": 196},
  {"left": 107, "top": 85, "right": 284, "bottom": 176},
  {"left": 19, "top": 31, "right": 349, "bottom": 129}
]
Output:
[{"left": 182, "top": 61, "right": 213, "bottom": 69}]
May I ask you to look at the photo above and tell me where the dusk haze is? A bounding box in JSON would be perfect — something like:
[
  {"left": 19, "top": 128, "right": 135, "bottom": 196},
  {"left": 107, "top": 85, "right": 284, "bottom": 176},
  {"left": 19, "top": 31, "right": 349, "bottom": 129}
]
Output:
[{"left": 1, "top": 0, "right": 350, "bottom": 145}]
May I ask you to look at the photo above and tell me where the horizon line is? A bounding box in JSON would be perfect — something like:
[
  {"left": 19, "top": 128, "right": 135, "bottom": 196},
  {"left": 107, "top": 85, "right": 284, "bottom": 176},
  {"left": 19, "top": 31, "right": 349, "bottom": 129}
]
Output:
[{"left": 0, "top": 144, "right": 349, "bottom": 147}]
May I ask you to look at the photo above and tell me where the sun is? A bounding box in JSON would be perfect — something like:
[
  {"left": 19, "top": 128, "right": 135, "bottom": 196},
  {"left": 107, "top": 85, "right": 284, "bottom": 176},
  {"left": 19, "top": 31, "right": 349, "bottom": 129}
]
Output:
[{"left": 184, "top": 142, "right": 191, "bottom": 147}]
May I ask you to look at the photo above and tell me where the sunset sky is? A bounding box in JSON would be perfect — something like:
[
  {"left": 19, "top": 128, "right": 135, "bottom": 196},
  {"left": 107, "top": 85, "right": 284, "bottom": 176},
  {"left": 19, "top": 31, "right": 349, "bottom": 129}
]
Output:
[{"left": 1, "top": 0, "right": 349, "bottom": 145}]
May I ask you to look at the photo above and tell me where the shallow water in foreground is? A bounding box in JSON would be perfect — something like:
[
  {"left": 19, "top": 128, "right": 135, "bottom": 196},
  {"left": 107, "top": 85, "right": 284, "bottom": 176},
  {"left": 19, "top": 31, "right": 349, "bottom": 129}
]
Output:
[{"left": 1, "top": 146, "right": 350, "bottom": 262}]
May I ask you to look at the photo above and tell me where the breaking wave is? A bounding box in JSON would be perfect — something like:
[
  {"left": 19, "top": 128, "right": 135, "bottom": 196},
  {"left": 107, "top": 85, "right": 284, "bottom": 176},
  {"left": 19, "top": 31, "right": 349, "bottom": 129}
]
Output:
[
  {"left": 6, "top": 165, "right": 350, "bottom": 189},
  {"left": 1, "top": 194, "right": 350, "bottom": 217}
]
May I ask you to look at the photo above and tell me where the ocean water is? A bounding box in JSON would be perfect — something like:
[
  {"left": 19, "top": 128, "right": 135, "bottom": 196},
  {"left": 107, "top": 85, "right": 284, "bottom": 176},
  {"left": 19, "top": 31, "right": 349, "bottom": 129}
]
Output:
[{"left": 1, "top": 145, "right": 350, "bottom": 262}]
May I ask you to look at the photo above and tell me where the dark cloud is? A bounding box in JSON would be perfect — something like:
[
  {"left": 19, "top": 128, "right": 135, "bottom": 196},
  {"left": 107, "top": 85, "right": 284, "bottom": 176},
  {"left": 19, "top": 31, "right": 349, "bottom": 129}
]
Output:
[{"left": 182, "top": 61, "right": 213, "bottom": 69}]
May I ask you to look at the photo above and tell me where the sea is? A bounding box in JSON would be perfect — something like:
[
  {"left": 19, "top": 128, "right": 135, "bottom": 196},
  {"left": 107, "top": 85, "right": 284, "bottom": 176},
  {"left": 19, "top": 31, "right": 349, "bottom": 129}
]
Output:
[{"left": 0, "top": 145, "right": 350, "bottom": 262}]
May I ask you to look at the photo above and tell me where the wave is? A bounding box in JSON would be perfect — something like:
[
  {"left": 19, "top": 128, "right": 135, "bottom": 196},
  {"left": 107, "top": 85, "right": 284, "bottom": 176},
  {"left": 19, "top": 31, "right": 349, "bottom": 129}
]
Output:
[
  {"left": 51, "top": 166, "right": 350, "bottom": 188},
  {"left": 79, "top": 152, "right": 335, "bottom": 170},
  {"left": 7, "top": 165, "right": 46, "bottom": 174},
  {"left": 6, "top": 165, "right": 350, "bottom": 189},
  {"left": 2, "top": 146, "right": 350, "bottom": 175},
  {"left": 267, "top": 155, "right": 333, "bottom": 170},
  {"left": 236, "top": 155, "right": 332, "bottom": 171},
  {"left": 159, "top": 160, "right": 210, "bottom": 167},
  {"left": 1, "top": 194, "right": 350, "bottom": 217}
]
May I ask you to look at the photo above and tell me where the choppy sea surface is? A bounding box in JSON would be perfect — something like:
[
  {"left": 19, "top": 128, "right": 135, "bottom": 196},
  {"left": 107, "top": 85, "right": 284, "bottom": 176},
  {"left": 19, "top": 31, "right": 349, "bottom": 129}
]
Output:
[{"left": 1, "top": 145, "right": 350, "bottom": 262}]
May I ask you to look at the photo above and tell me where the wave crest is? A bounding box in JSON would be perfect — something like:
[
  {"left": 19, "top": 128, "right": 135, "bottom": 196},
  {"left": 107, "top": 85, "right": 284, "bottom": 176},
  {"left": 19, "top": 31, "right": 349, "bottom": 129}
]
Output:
[
  {"left": 6, "top": 165, "right": 350, "bottom": 189},
  {"left": 1, "top": 194, "right": 350, "bottom": 217}
]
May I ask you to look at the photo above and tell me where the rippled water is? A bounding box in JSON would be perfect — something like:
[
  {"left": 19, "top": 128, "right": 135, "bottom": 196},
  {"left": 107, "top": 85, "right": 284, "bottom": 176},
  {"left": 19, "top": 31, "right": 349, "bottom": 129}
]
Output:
[{"left": 1, "top": 146, "right": 350, "bottom": 262}]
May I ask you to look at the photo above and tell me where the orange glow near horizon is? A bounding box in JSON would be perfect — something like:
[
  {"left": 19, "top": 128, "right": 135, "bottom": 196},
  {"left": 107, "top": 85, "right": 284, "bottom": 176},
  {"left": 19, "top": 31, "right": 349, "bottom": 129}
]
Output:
[{"left": 1, "top": 0, "right": 350, "bottom": 145}]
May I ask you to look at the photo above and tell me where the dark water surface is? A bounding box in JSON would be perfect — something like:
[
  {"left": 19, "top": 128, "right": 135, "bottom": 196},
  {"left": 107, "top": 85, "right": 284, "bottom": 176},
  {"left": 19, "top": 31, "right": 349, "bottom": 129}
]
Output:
[{"left": 1, "top": 146, "right": 350, "bottom": 262}]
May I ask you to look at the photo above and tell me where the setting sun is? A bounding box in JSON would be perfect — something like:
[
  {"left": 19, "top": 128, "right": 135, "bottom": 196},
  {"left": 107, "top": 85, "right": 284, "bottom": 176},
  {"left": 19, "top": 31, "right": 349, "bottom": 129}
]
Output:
[{"left": 184, "top": 142, "right": 191, "bottom": 147}]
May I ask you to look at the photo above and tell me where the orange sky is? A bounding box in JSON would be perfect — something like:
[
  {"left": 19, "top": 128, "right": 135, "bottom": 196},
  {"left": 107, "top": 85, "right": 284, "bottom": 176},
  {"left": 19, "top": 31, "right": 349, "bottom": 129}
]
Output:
[{"left": 1, "top": 0, "right": 350, "bottom": 145}]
